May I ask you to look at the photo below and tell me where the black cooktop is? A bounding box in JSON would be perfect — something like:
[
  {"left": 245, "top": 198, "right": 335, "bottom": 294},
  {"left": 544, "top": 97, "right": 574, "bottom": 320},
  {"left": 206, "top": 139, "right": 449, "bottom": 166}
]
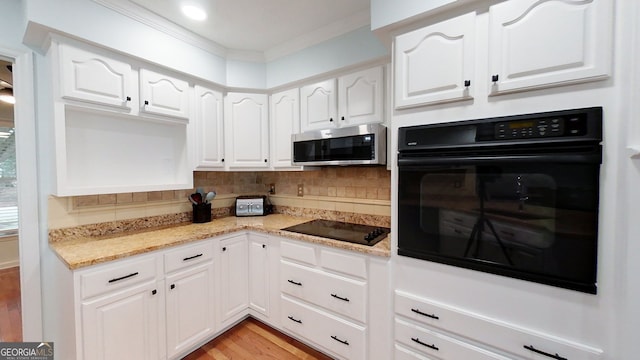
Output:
[{"left": 282, "top": 219, "right": 390, "bottom": 246}]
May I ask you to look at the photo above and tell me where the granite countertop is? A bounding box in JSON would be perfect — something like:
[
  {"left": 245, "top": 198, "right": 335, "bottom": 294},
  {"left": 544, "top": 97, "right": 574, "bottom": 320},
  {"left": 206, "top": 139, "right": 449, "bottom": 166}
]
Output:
[{"left": 50, "top": 214, "right": 391, "bottom": 270}]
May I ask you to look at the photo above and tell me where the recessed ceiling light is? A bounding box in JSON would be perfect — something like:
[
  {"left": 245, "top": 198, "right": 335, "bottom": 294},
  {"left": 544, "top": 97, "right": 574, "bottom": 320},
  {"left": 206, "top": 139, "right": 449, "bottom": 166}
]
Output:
[{"left": 181, "top": 4, "right": 207, "bottom": 21}]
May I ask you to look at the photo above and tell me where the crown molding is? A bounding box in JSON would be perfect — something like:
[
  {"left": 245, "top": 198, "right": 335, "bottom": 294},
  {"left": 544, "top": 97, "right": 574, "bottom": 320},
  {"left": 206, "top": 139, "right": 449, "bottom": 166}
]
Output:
[
  {"left": 264, "top": 9, "right": 371, "bottom": 62},
  {"left": 93, "top": 0, "right": 230, "bottom": 58},
  {"left": 93, "top": 0, "right": 370, "bottom": 63}
]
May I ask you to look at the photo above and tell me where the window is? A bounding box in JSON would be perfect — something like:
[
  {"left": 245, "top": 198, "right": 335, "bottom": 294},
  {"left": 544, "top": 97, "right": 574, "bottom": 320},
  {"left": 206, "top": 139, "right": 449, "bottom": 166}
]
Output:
[{"left": 0, "top": 126, "right": 17, "bottom": 236}]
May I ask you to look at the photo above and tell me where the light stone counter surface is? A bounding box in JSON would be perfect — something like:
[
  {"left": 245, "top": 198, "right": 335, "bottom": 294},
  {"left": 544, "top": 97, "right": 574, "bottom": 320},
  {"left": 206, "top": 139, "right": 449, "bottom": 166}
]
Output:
[{"left": 50, "top": 214, "right": 391, "bottom": 270}]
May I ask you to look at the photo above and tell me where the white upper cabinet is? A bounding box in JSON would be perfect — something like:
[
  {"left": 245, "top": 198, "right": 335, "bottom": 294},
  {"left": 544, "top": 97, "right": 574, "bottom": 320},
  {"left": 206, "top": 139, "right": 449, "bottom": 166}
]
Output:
[
  {"left": 488, "top": 0, "right": 613, "bottom": 95},
  {"left": 394, "top": 12, "right": 475, "bottom": 109},
  {"left": 270, "top": 88, "right": 301, "bottom": 169},
  {"left": 224, "top": 92, "right": 270, "bottom": 169},
  {"left": 300, "top": 79, "right": 338, "bottom": 132},
  {"left": 139, "top": 68, "right": 190, "bottom": 119},
  {"left": 338, "top": 66, "right": 385, "bottom": 126},
  {"left": 301, "top": 66, "right": 386, "bottom": 131},
  {"left": 194, "top": 85, "right": 225, "bottom": 169},
  {"left": 59, "top": 43, "right": 134, "bottom": 109}
]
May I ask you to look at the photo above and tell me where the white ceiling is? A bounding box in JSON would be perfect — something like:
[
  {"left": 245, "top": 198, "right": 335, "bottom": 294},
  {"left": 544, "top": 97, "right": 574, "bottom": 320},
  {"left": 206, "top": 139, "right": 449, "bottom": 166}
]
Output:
[{"left": 126, "top": 0, "right": 371, "bottom": 58}]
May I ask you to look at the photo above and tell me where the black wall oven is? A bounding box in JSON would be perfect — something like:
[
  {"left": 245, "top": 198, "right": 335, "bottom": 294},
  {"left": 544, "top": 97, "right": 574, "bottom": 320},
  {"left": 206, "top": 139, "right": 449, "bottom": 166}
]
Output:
[{"left": 397, "top": 107, "right": 602, "bottom": 294}]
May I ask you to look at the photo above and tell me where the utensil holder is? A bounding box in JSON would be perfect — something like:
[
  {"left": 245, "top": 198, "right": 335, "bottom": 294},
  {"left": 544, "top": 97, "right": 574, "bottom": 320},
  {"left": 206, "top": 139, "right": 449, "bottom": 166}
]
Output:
[{"left": 192, "top": 203, "right": 212, "bottom": 223}]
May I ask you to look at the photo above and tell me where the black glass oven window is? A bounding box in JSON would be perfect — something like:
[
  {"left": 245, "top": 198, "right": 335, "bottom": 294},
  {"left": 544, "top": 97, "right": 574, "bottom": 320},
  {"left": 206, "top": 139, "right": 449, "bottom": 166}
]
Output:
[
  {"left": 398, "top": 163, "right": 599, "bottom": 293},
  {"left": 293, "top": 134, "right": 375, "bottom": 162}
]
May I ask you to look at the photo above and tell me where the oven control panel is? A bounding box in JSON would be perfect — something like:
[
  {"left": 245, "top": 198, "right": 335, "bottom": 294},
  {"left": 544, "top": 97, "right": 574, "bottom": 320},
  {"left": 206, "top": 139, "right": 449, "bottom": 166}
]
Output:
[{"left": 494, "top": 115, "right": 586, "bottom": 139}]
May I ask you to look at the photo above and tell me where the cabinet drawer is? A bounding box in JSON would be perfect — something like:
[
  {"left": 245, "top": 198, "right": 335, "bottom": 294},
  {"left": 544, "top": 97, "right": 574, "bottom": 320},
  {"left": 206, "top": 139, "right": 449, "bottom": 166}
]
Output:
[
  {"left": 81, "top": 256, "right": 157, "bottom": 299},
  {"left": 395, "top": 290, "right": 603, "bottom": 359},
  {"left": 281, "top": 240, "right": 317, "bottom": 265},
  {"left": 395, "top": 318, "right": 510, "bottom": 360},
  {"left": 281, "top": 261, "right": 367, "bottom": 323},
  {"left": 164, "top": 241, "right": 213, "bottom": 273},
  {"left": 394, "top": 344, "right": 435, "bottom": 360},
  {"left": 320, "top": 249, "right": 367, "bottom": 279},
  {"left": 282, "top": 296, "right": 366, "bottom": 360}
]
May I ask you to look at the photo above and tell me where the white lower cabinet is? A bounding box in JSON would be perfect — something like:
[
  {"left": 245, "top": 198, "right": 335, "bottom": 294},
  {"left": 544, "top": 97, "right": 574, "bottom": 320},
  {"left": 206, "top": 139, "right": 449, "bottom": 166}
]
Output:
[
  {"left": 78, "top": 255, "right": 162, "bottom": 360},
  {"left": 81, "top": 280, "right": 162, "bottom": 360},
  {"left": 279, "top": 239, "right": 375, "bottom": 360},
  {"left": 394, "top": 290, "right": 604, "bottom": 360},
  {"left": 164, "top": 243, "right": 215, "bottom": 359},
  {"left": 218, "top": 233, "right": 249, "bottom": 326},
  {"left": 248, "top": 233, "right": 270, "bottom": 317}
]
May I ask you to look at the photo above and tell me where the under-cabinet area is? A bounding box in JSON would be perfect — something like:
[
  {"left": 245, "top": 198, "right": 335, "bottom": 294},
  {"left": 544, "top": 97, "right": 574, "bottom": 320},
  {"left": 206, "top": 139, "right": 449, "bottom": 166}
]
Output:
[{"left": 46, "top": 215, "right": 391, "bottom": 360}]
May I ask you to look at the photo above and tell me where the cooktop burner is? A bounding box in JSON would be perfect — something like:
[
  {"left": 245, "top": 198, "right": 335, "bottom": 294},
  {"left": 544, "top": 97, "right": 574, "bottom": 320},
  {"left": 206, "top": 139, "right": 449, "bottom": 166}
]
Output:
[{"left": 282, "top": 219, "right": 390, "bottom": 246}]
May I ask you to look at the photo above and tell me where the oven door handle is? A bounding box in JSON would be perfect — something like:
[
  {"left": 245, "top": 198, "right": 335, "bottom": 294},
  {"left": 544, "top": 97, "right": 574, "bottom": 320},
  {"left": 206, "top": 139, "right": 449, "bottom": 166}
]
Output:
[{"left": 398, "top": 152, "right": 601, "bottom": 166}]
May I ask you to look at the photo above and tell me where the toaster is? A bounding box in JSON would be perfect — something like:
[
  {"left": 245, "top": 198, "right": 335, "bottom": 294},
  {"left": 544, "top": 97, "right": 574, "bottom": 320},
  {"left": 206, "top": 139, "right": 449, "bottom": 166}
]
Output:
[{"left": 235, "top": 195, "right": 270, "bottom": 216}]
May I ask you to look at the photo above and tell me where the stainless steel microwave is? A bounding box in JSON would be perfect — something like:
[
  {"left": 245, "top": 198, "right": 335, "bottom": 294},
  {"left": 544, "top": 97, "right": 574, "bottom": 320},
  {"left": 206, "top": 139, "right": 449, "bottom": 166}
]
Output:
[{"left": 291, "top": 124, "right": 387, "bottom": 166}]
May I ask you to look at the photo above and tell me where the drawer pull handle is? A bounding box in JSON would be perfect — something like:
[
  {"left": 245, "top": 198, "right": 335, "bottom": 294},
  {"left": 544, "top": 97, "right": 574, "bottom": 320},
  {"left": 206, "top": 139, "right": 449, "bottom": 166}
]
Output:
[
  {"left": 524, "top": 345, "right": 567, "bottom": 360},
  {"left": 287, "top": 316, "right": 302, "bottom": 324},
  {"left": 411, "top": 308, "right": 439, "bottom": 320},
  {"left": 183, "top": 253, "right": 203, "bottom": 261},
  {"left": 288, "top": 279, "right": 302, "bottom": 286},
  {"left": 411, "top": 337, "right": 438, "bottom": 351},
  {"left": 108, "top": 272, "right": 139, "bottom": 284},
  {"left": 331, "top": 293, "right": 350, "bottom": 302},
  {"left": 331, "top": 335, "right": 349, "bottom": 346}
]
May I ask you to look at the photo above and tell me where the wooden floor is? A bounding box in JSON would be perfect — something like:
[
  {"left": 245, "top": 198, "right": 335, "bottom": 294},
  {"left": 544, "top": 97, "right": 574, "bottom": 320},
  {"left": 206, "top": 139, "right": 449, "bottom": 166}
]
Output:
[
  {"left": 0, "top": 266, "right": 22, "bottom": 342},
  {"left": 183, "top": 317, "right": 333, "bottom": 360}
]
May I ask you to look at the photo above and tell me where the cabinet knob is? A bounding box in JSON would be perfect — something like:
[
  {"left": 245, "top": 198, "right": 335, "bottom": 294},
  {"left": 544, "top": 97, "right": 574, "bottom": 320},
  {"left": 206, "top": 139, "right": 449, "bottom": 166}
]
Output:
[
  {"left": 329, "top": 118, "right": 333, "bottom": 122},
  {"left": 151, "top": 289, "right": 157, "bottom": 295},
  {"left": 341, "top": 116, "right": 345, "bottom": 121},
  {"left": 491, "top": 74, "right": 499, "bottom": 82},
  {"left": 464, "top": 80, "right": 471, "bottom": 87},
  {"left": 262, "top": 244, "right": 266, "bottom": 248},
  {"left": 264, "top": 159, "right": 267, "bottom": 163},
  {"left": 222, "top": 158, "right": 225, "bottom": 162},
  {"left": 144, "top": 100, "right": 149, "bottom": 105},
  {"left": 222, "top": 247, "right": 227, "bottom": 252},
  {"left": 126, "top": 96, "right": 131, "bottom": 102},
  {"left": 170, "top": 284, "right": 175, "bottom": 290}
]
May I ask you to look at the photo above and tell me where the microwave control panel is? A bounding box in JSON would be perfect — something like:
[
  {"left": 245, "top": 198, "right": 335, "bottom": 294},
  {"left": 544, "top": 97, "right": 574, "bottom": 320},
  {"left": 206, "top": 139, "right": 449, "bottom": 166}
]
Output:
[{"left": 494, "top": 115, "right": 587, "bottom": 139}]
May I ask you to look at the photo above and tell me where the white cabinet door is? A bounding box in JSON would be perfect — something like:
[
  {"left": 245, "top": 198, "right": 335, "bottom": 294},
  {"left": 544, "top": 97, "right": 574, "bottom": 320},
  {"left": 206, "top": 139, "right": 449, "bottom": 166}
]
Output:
[
  {"left": 338, "top": 66, "right": 385, "bottom": 126},
  {"left": 165, "top": 262, "right": 215, "bottom": 359},
  {"left": 224, "top": 92, "right": 270, "bottom": 168},
  {"left": 488, "top": 0, "right": 612, "bottom": 95},
  {"left": 248, "top": 233, "right": 270, "bottom": 317},
  {"left": 58, "top": 43, "right": 133, "bottom": 109},
  {"left": 194, "top": 85, "right": 225, "bottom": 169},
  {"left": 394, "top": 12, "right": 475, "bottom": 109},
  {"left": 139, "top": 68, "right": 190, "bottom": 119},
  {"left": 270, "top": 88, "right": 302, "bottom": 169},
  {"left": 219, "top": 234, "right": 249, "bottom": 323},
  {"left": 81, "top": 281, "right": 161, "bottom": 360},
  {"left": 300, "top": 79, "right": 338, "bottom": 132}
]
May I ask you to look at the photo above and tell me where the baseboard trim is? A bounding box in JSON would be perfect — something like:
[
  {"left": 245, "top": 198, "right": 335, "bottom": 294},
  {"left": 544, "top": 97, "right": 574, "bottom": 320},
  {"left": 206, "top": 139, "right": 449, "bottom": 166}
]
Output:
[{"left": 0, "top": 260, "right": 19, "bottom": 270}]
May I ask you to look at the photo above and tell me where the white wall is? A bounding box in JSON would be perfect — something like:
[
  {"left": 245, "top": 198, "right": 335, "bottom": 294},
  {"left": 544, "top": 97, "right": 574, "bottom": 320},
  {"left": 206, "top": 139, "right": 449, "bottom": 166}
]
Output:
[
  {"left": 266, "top": 26, "right": 388, "bottom": 88},
  {"left": 370, "top": 0, "right": 461, "bottom": 30}
]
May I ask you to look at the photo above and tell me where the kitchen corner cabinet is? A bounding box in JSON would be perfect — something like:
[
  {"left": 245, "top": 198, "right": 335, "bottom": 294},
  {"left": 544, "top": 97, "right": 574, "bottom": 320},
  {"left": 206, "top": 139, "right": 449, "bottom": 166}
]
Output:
[
  {"left": 248, "top": 233, "right": 270, "bottom": 317},
  {"left": 224, "top": 92, "right": 270, "bottom": 169},
  {"left": 301, "top": 66, "right": 385, "bottom": 132},
  {"left": 394, "top": 12, "right": 475, "bottom": 109},
  {"left": 270, "top": 88, "right": 302, "bottom": 169},
  {"left": 194, "top": 85, "right": 225, "bottom": 169},
  {"left": 218, "top": 234, "right": 249, "bottom": 326},
  {"left": 488, "top": 0, "right": 612, "bottom": 95}
]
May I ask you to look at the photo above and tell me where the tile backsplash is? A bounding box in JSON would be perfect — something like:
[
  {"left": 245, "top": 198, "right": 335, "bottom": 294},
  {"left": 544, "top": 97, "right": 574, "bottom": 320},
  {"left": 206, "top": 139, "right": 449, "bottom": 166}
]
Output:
[{"left": 52, "top": 167, "right": 391, "bottom": 229}]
